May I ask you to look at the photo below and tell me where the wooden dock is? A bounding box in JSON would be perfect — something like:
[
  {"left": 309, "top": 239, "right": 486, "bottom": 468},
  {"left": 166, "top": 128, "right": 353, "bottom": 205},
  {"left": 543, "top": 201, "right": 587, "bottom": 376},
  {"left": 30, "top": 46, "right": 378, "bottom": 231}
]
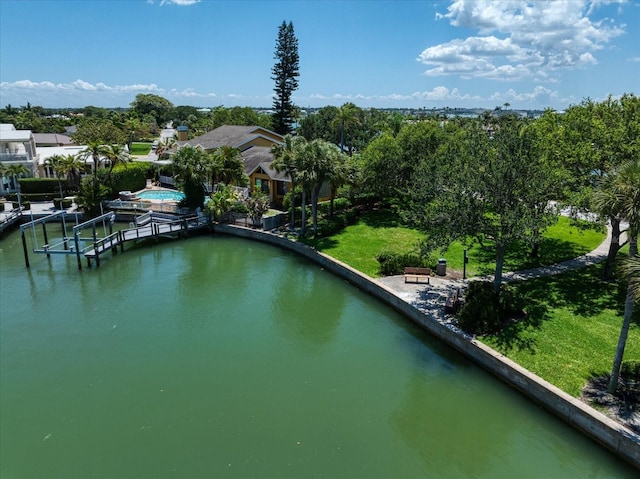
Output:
[
  {"left": 82, "top": 212, "right": 209, "bottom": 268},
  {"left": 0, "top": 208, "right": 23, "bottom": 235},
  {"left": 19, "top": 210, "right": 210, "bottom": 269}
]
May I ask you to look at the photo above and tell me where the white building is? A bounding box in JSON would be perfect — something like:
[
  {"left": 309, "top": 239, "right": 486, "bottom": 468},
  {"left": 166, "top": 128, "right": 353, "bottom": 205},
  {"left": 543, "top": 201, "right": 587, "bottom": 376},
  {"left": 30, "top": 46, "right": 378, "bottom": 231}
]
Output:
[{"left": 0, "top": 124, "right": 39, "bottom": 194}]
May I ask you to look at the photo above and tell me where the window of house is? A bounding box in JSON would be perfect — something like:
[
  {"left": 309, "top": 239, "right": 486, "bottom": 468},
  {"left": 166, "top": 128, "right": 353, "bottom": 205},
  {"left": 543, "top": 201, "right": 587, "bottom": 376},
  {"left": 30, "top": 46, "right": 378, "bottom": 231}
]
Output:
[
  {"left": 276, "top": 181, "right": 288, "bottom": 196},
  {"left": 255, "top": 178, "right": 270, "bottom": 195}
]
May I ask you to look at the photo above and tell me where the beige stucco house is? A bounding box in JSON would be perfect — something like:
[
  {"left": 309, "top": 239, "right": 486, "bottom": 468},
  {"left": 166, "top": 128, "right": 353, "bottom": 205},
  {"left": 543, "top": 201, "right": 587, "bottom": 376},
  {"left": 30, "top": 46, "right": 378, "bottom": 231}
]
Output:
[{"left": 180, "top": 125, "right": 290, "bottom": 205}]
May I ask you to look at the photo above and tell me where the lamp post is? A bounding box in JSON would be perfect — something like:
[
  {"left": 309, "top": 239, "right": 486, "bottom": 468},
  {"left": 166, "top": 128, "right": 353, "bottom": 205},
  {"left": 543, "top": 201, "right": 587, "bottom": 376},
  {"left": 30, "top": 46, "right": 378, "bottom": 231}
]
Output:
[{"left": 463, "top": 249, "right": 468, "bottom": 280}]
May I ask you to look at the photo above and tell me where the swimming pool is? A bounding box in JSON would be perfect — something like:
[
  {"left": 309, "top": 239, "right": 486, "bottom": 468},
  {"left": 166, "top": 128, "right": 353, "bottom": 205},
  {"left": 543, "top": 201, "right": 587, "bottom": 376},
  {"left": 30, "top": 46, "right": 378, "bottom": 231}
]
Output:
[{"left": 135, "top": 189, "right": 185, "bottom": 202}]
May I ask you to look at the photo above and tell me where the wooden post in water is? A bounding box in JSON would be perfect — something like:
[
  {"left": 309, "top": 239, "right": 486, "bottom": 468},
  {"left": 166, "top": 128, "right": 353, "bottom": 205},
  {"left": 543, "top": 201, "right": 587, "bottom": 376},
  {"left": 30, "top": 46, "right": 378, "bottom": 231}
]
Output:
[
  {"left": 41, "top": 222, "right": 50, "bottom": 258},
  {"left": 75, "top": 232, "right": 82, "bottom": 270},
  {"left": 21, "top": 229, "right": 30, "bottom": 268},
  {"left": 61, "top": 213, "right": 68, "bottom": 250}
]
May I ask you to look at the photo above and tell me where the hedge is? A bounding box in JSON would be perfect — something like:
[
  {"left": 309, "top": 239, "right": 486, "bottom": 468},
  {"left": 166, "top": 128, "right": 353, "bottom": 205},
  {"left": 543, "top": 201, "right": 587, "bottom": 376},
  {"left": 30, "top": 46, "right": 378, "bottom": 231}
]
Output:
[
  {"left": 107, "top": 162, "right": 153, "bottom": 195},
  {"left": 18, "top": 178, "right": 61, "bottom": 194}
]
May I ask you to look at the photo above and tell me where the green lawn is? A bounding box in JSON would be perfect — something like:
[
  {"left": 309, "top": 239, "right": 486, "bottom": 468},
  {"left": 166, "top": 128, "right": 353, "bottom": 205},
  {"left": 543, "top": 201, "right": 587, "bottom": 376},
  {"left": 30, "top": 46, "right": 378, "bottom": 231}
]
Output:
[
  {"left": 305, "top": 209, "right": 423, "bottom": 277},
  {"left": 307, "top": 210, "right": 606, "bottom": 279},
  {"left": 130, "top": 142, "right": 152, "bottom": 156},
  {"left": 483, "top": 264, "right": 640, "bottom": 397},
  {"left": 441, "top": 216, "right": 606, "bottom": 276}
]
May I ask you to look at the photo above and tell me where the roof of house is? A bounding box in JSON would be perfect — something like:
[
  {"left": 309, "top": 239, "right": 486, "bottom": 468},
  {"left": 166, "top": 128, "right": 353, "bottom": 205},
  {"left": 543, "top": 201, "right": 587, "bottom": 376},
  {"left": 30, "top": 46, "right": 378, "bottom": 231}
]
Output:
[
  {"left": 36, "top": 145, "right": 87, "bottom": 165},
  {"left": 0, "top": 123, "right": 33, "bottom": 142},
  {"left": 242, "top": 146, "right": 289, "bottom": 181},
  {"left": 33, "top": 133, "right": 74, "bottom": 145},
  {"left": 180, "top": 125, "right": 283, "bottom": 152}
]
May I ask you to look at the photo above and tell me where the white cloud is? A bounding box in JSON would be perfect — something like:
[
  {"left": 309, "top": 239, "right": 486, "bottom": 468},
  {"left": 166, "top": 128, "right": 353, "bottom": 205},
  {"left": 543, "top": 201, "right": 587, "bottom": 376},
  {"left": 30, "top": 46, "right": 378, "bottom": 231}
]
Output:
[
  {"left": 0, "top": 79, "right": 563, "bottom": 109},
  {"left": 420, "top": 0, "right": 626, "bottom": 81},
  {"left": 156, "top": 0, "right": 200, "bottom": 5},
  {"left": 306, "top": 87, "right": 483, "bottom": 105},
  {"left": 488, "top": 85, "right": 559, "bottom": 105}
]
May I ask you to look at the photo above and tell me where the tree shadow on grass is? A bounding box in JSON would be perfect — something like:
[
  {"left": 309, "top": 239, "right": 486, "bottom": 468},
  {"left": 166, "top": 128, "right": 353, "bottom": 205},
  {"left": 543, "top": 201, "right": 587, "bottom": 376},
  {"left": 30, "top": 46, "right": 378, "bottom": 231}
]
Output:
[
  {"left": 473, "top": 237, "right": 598, "bottom": 276},
  {"left": 488, "top": 263, "right": 628, "bottom": 353},
  {"left": 359, "top": 208, "right": 406, "bottom": 229},
  {"left": 518, "top": 263, "right": 624, "bottom": 317},
  {"left": 304, "top": 235, "right": 339, "bottom": 251},
  {"left": 491, "top": 299, "right": 551, "bottom": 353}
]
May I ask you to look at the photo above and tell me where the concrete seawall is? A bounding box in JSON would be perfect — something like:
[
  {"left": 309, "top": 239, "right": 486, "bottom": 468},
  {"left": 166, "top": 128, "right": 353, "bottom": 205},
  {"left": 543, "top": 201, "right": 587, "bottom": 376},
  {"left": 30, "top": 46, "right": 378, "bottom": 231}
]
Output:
[{"left": 213, "top": 223, "right": 640, "bottom": 469}]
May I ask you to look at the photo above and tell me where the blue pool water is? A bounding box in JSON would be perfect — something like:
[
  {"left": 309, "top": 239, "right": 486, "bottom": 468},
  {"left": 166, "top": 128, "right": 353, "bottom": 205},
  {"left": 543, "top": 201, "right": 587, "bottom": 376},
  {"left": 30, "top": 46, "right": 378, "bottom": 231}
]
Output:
[{"left": 136, "top": 189, "right": 185, "bottom": 201}]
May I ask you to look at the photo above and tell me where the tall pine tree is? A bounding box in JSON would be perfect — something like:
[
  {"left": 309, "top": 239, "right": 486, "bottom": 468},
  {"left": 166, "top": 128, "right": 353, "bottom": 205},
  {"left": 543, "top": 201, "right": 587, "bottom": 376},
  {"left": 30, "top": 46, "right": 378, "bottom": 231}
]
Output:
[{"left": 271, "top": 21, "right": 299, "bottom": 135}]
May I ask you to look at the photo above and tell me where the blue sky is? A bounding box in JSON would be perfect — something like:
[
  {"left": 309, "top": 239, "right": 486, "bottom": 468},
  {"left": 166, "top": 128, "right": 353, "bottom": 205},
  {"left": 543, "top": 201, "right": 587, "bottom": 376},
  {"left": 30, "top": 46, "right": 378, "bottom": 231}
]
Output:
[{"left": 1, "top": 0, "right": 638, "bottom": 110}]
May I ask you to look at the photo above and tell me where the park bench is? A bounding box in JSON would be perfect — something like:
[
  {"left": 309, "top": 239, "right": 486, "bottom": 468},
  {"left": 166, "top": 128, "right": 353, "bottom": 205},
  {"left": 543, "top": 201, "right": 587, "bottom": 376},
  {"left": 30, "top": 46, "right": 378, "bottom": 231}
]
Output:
[
  {"left": 404, "top": 267, "right": 431, "bottom": 284},
  {"left": 445, "top": 288, "right": 461, "bottom": 314}
]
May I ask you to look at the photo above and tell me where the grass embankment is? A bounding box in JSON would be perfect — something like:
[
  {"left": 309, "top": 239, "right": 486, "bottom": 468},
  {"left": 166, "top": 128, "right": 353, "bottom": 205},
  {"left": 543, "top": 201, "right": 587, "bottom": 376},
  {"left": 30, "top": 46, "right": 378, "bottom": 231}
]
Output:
[
  {"left": 484, "top": 265, "right": 640, "bottom": 397},
  {"left": 307, "top": 208, "right": 638, "bottom": 399},
  {"left": 307, "top": 209, "right": 605, "bottom": 279},
  {"left": 130, "top": 142, "right": 152, "bottom": 156},
  {"left": 305, "top": 210, "right": 423, "bottom": 277}
]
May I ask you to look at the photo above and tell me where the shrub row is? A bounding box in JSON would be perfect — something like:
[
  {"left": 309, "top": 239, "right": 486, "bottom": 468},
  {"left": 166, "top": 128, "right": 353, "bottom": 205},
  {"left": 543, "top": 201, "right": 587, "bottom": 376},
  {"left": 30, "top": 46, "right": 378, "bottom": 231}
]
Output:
[
  {"left": 5, "top": 192, "right": 76, "bottom": 202},
  {"left": 106, "top": 162, "right": 153, "bottom": 195},
  {"left": 316, "top": 208, "right": 360, "bottom": 236},
  {"left": 376, "top": 251, "right": 429, "bottom": 276},
  {"left": 18, "top": 178, "right": 62, "bottom": 194}
]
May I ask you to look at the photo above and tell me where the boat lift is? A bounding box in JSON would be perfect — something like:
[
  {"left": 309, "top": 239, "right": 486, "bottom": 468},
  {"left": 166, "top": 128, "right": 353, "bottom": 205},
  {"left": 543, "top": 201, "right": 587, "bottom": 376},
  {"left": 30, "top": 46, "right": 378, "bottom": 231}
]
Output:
[{"left": 20, "top": 211, "right": 115, "bottom": 269}]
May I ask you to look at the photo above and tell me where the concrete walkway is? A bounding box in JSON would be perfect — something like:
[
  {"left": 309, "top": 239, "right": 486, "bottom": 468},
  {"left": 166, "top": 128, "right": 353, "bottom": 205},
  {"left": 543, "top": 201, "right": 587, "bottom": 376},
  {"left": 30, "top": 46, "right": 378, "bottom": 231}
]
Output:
[{"left": 376, "top": 222, "right": 616, "bottom": 315}]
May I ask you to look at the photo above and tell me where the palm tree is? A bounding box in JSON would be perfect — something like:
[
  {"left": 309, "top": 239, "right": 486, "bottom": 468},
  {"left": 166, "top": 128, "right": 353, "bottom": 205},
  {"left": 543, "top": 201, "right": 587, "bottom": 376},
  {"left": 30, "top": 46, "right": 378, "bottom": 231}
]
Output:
[
  {"left": 155, "top": 137, "right": 176, "bottom": 162},
  {"left": 5, "top": 163, "right": 30, "bottom": 209},
  {"left": 5, "top": 163, "right": 30, "bottom": 192},
  {"left": 59, "top": 153, "right": 86, "bottom": 190},
  {"left": 332, "top": 103, "right": 361, "bottom": 154},
  {"left": 325, "top": 148, "right": 349, "bottom": 218},
  {"left": 271, "top": 135, "right": 306, "bottom": 229},
  {"left": 171, "top": 145, "right": 210, "bottom": 210},
  {"left": 297, "top": 139, "right": 340, "bottom": 237},
  {"left": 210, "top": 146, "right": 247, "bottom": 186},
  {"left": 620, "top": 255, "right": 640, "bottom": 300},
  {"left": 102, "top": 144, "right": 130, "bottom": 180},
  {"left": 44, "top": 154, "right": 67, "bottom": 199},
  {"left": 594, "top": 159, "right": 640, "bottom": 393},
  {"left": 80, "top": 141, "right": 109, "bottom": 179}
]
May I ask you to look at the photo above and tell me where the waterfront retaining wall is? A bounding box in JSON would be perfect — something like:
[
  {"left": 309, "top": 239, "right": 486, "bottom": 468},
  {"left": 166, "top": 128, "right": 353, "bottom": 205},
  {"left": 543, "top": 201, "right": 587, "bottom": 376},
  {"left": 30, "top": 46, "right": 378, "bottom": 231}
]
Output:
[{"left": 213, "top": 223, "right": 640, "bottom": 469}]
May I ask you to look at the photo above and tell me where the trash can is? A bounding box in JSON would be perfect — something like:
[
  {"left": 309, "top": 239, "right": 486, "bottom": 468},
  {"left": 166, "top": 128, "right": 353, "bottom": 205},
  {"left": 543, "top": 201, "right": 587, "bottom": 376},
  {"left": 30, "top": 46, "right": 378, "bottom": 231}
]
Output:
[{"left": 436, "top": 258, "right": 447, "bottom": 276}]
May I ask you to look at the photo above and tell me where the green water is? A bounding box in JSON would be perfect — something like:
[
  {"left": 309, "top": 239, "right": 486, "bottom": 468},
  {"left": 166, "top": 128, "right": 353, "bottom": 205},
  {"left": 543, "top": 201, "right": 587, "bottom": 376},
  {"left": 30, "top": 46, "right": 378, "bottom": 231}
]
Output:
[{"left": 0, "top": 228, "right": 636, "bottom": 478}]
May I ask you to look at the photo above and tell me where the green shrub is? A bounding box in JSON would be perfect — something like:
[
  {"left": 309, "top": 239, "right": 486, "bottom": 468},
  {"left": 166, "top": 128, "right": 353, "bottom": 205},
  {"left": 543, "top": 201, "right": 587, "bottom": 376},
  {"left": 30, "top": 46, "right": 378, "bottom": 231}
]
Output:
[
  {"left": 18, "top": 178, "right": 60, "bottom": 194},
  {"left": 622, "top": 361, "right": 640, "bottom": 380},
  {"left": 53, "top": 198, "right": 73, "bottom": 209},
  {"left": 499, "top": 283, "right": 526, "bottom": 317},
  {"left": 457, "top": 281, "right": 502, "bottom": 335},
  {"left": 376, "top": 250, "right": 427, "bottom": 276},
  {"left": 17, "top": 193, "right": 73, "bottom": 202},
  {"left": 107, "top": 162, "right": 152, "bottom": 196},
  {"left": 333, "top": 197, "right": 351, "bottom": 212},
  {"left": 456, "top": 282, "right": 525, "bottom": 335},
  {"left": 24, "top": 193, "right": 54, "bottom": 202},
  {"left": 12, "top": 201, "right": 30, "bottom": 210}
]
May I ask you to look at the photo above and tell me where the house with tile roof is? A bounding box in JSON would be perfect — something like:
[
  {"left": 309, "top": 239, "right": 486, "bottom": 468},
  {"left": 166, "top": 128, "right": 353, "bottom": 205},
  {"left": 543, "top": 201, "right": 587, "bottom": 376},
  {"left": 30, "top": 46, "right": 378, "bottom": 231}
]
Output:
[
  {"left": 33, "top": 132, "right": 74, "bottom": 147},
  {"left": 180, "top": 125, "right": 291, "bottom": 205}
]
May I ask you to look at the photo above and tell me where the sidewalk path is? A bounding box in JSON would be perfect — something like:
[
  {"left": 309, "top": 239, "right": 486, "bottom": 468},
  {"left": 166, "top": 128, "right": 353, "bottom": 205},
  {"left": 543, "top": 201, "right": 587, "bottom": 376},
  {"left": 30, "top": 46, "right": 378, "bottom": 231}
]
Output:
[
  {"left": 376, "top": 222, "right": 616, "bottom": 316},
  {"left": 496, "top": 222, "right": 615, "bottom": 283}
]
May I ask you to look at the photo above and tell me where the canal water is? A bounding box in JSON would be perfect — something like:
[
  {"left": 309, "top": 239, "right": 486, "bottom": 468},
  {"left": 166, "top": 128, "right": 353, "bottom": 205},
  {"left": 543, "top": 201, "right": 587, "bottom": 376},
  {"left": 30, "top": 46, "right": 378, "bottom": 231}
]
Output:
[{"left": 0, "top": 228, "right": 636, "bottom": 478}]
